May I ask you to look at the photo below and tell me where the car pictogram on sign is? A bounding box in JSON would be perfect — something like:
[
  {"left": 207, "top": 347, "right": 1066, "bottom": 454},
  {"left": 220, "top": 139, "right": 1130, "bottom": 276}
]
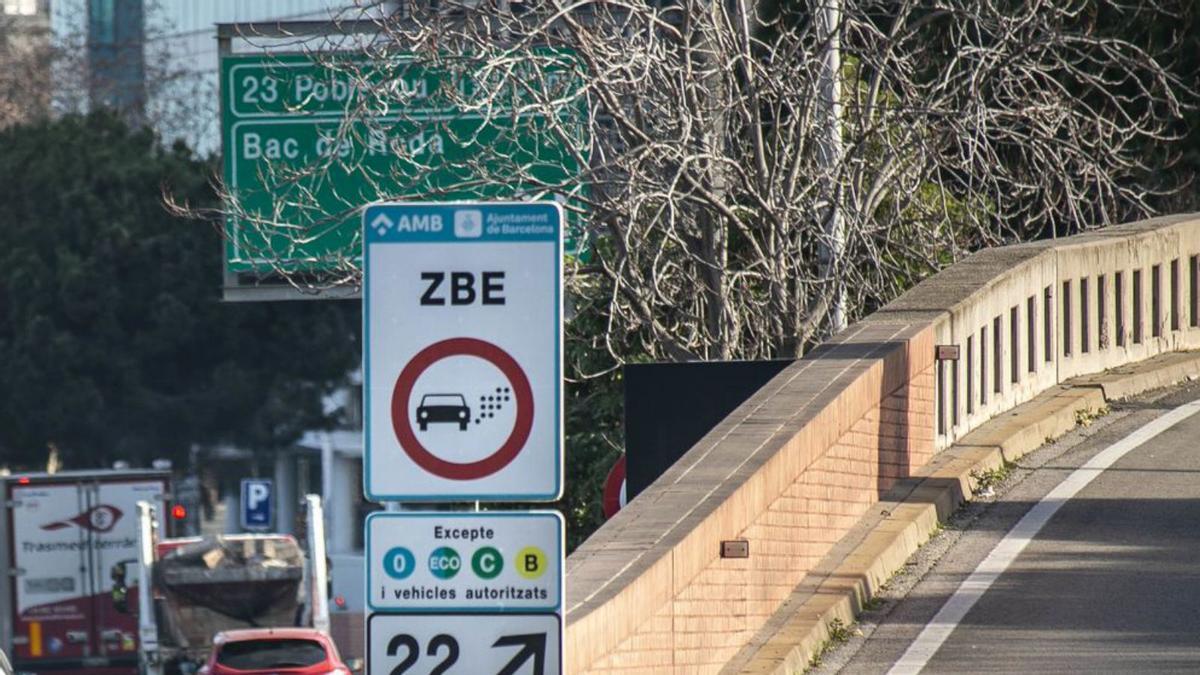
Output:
[
  {"left": 417, "top": 393, "right": 471, "bottom": 431},
  {"left": 392, "top": 338, "right": 535, "bottom": 482}
]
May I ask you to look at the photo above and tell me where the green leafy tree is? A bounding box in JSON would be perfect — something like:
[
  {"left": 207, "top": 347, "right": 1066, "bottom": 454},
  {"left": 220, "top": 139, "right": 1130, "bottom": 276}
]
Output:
[{"left": 0, "top": 111, "right": 359, "bottom": 470}]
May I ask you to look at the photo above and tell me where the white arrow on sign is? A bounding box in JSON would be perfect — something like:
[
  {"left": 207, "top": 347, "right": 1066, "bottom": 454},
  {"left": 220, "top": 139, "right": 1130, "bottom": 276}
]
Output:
[{"left": 493, "top": 633, "right": 546, "bottom": 675}]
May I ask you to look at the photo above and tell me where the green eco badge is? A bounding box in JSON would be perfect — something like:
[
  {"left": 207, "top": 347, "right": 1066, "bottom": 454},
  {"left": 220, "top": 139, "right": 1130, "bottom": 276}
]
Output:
[
  {"left": 471, "top": 546, "right": 504, "bottom": 580},
  {"left": 428, "top": 547, "right": 461, "bottom": 579}
]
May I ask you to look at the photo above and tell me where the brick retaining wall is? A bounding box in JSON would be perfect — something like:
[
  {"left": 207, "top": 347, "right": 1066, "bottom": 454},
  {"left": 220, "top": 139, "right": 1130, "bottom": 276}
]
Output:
[{"left": 564, "top": 214, "right": 1200, "bottom": 673}]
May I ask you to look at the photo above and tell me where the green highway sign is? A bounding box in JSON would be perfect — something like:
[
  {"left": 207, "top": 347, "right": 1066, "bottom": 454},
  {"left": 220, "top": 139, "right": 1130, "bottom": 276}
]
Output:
[
  {"left": 226, "top": 55, "right": 397, "bottom": 118},
  {"left": 220, "top": 53, "right": 587, "bottom": 273}
]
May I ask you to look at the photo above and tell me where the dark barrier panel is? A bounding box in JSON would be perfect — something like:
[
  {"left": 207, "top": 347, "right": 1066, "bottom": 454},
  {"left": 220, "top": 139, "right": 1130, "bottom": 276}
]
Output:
[{"left": 624, "top": 360, "right": 793, "bottom": 499}]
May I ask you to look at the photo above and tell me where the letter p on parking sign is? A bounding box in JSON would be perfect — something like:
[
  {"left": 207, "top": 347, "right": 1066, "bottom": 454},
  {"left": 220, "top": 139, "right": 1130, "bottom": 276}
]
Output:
[{"left": 240, "top": 478, "right": 273, "bottom": 531}]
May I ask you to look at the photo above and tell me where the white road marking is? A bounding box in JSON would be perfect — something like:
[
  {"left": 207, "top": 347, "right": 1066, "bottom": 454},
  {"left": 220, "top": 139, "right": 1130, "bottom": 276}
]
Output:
[{"left": 888, "top": 398, "right": 1200, "bottom": 675}]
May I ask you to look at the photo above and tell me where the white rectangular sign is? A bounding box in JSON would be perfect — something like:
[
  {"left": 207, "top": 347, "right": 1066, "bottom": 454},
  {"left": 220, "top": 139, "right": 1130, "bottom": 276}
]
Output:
[
  {"left": 366, "top": 511, "right": 562, "bottom": 613},
  {"left": 363, "top": 202, "right": 563, "bottom": 501},
  {"left": 368, "top": 612, "right": 561, "bottom": 675}
]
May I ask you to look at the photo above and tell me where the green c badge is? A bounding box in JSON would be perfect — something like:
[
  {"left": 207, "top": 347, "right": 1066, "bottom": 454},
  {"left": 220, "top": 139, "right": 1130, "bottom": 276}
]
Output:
[{"left": 471, "top": 546, "right": 504, "bottom": 579}]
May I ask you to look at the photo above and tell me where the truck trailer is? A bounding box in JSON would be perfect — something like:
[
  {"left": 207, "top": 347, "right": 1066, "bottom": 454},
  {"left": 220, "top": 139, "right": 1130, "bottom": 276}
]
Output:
[
  {"left": 0, "top": 469, "right": 172, "bottom": 675},
  {"left": 119, "top": 495, "right": 330, "bottom": 675}
]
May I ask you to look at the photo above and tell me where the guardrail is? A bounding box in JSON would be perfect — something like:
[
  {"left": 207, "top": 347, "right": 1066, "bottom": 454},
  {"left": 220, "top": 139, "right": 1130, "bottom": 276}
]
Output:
[{"left": 563, "top": 213, "right": 1200, "bottom": 673}]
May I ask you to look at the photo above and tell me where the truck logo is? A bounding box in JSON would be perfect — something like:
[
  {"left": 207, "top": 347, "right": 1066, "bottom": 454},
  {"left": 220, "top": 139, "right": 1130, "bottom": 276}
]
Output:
[{"left": 41, "top": 504, "right": 123, "bottom": 533}]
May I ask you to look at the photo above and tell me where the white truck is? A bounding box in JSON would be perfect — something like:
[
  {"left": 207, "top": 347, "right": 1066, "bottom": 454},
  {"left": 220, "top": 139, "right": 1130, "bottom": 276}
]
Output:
[
  {"left": 0, "top": 469, "right": 173, "bottom": 675},
  {"left": 115, "top": 495, "right": 330, "bottom": 675}
]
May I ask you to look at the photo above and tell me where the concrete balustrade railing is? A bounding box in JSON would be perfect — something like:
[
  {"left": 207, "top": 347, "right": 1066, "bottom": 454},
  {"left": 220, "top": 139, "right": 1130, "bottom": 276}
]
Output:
[{"left": 563, "top": 214, "right": 1200, "bottom": 673}]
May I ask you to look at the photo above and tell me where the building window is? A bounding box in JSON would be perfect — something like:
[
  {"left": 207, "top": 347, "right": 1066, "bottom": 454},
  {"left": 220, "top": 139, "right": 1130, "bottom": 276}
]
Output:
[
  {"left": 937, "top": 360, "right": 946, "bottom": 436},
  {"left": 1185, "top": 253, "right": 1195, "bottom": 326},
  {"left": 90, "top": 0, "right": 116, "bottom": 44},
  {"left": 1062, "top": 280, "right": 1072, "bottom": 357},
  {"left": 1027, "top": 296, "right": 1037, "bottom": 373},
  {"left": 993, "top": 316, "right": 1002, "bottom": 394},
  {"left": 966, "top": 336, "right": 974, "bottom": 415},
  {"left": 1152, "top": 264, "right": 1162, "bottom": 338},
  {"left": 1044, "top": 286, "right": 1053, "bottom": 362},
  {"left": 1080, "top": 277, "right": 1090, "bottom": 354},
  {"left": 1010, "top": 306, "right": 1019, "bottom": 384},
  {"left": 2, "top": 0, "right": 38, "bottom": 15},
  {"left": 1171, "top": 259, "right": 1180, "bottom": 332},
  {"left": 1116, "top": 272, "right": 1126, "bottom": 347},
  {"left": 1133, "top": 269, "right": 1143, "bottom": 344},
  {"left": 1190, "top": 255, "right": 1198, "bottom": 328},
  {"left": 951, "top": 358, "right": 959, "bottom": 429},
  {"left": 1098, "top": 275, "right": 1108, "bottom": 349},
  {"left": 980, "top": 326, "right": 988, "bottom": 406}
]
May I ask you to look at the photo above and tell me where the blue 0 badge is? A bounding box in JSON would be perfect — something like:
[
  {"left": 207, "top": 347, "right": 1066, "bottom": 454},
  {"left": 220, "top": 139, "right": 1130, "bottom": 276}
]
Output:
[{"left": 383, "top": 546, "right": 416, "bottom": 580}]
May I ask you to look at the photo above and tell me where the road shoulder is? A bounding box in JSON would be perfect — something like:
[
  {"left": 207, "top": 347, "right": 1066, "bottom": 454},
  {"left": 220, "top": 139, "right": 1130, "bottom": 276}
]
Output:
[{"left": 729, "top": 351, "right": 1200, "bottom": 675}]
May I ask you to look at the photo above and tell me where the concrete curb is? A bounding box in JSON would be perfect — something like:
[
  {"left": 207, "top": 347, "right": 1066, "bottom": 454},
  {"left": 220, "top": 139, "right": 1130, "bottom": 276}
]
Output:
[{"left": 737, "top": 352, "right": 1200, "bottom": 675}]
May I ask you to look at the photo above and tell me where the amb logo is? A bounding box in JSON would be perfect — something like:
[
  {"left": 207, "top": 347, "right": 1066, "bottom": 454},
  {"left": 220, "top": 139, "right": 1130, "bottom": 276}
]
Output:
[
  {"left": 396, "top": 213, "right": 443, "bottom": 233},
  {"left": 368, "top": 212, "right": 445, "bottom": 237}
]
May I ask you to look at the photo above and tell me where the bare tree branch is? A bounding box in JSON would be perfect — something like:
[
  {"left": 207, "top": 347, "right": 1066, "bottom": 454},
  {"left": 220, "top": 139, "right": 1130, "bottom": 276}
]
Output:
[{"left": 209, "top": 0, "right": 1192, "bottom": 364}]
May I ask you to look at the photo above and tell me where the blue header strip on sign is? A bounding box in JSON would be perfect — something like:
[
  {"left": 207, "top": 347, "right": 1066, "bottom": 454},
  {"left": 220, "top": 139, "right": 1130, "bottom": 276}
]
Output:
[{"left": 364, "top": 202, "right": 560, "bottom": 243}]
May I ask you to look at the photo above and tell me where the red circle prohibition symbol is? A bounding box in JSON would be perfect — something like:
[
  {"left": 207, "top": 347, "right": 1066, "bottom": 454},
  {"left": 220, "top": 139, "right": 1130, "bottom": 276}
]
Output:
[{"left": 391, "top": 337, "right": 534, "bottom": 480}]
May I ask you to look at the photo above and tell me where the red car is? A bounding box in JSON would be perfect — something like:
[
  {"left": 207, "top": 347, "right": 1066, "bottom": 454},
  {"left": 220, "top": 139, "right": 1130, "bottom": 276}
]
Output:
[{"left": 198, "top": 628, "right": 361, "bottom": 675}]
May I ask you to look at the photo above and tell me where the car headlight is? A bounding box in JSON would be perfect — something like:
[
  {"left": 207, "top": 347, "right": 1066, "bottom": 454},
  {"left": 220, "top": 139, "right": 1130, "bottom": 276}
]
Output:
[
  {"left": 419, "top": 410, "right": 428, "bottom": 419},
  {"left": 460, "top": 410, "right": 467, "bottom": 418}
]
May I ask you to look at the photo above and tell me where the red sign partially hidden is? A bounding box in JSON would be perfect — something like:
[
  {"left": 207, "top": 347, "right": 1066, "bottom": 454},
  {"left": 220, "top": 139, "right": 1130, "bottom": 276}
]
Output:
[{"left": 603, "top": 455, "right": 627, "bottom": 519}]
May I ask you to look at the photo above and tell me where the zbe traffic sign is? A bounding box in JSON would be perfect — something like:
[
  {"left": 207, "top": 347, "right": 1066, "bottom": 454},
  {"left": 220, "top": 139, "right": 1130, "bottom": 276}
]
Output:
[{"left": 363, "top": 202, "right": 563, "bottom": 501}]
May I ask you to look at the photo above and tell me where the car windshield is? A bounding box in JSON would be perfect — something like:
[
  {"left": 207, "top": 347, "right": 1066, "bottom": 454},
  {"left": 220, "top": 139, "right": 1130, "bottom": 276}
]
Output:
[
  {"left": 422, "top": 394, "right": 466, "bottom": 406},
  {"left": 216, "top": 639, "right": 327, "bottom": 669}
]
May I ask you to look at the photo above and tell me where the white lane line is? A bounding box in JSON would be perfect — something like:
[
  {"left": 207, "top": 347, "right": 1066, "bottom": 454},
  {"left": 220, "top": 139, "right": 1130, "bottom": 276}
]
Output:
[{"left": 888, "top": 398, "right": 1200, "bottom": 675}]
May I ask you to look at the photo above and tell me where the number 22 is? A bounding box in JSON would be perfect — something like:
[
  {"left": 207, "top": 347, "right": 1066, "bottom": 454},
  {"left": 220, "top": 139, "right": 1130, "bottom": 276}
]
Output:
[{"left": 387, "top": 633, "right": 460, "bottom": 675}]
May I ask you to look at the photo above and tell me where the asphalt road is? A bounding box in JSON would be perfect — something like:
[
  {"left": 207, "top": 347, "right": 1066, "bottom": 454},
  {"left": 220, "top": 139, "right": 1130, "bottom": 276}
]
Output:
[{"left": 815, "top": 381, "right": 1200, "bottom": 674}]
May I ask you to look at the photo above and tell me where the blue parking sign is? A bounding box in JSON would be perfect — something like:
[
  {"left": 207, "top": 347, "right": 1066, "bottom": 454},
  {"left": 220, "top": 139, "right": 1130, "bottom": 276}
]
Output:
[{"left": 240, "top": 478, "right": 273, "bottom": 531}]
